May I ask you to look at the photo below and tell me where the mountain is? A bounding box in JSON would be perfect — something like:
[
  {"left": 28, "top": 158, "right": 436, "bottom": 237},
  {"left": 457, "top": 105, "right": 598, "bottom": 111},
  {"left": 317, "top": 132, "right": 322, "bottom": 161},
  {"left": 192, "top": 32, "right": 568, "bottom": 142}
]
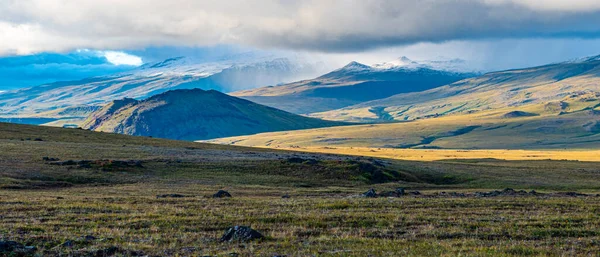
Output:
[
  {"left": 0, "top": 55, "right": 325, "bottom": 124},
  {"left": 81, "top": 88, "right": 346, "bottom": 141},
  {"left": 232, "top": 57, "right": 475, "bottom": 115},
  {"left": 310, "top": 55, "right": 600, "bottom": 122},
  {"left": 210, "top": 55, "right": 600, "bottom": 149}
]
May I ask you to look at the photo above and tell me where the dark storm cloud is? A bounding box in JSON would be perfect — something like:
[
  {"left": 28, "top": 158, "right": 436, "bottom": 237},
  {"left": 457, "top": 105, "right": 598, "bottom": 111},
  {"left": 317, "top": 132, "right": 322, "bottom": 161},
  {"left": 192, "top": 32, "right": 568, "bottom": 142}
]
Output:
[{"left": 1, "top": 0, "right": 600, "bottom": 55}]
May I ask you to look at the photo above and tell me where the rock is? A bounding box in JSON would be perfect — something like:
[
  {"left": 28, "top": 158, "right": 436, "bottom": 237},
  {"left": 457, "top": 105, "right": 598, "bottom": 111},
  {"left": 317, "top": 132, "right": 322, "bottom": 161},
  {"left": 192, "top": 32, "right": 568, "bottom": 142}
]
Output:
[
  {"left": 362, "top": 188, "right": 377, "bottom": 198},
  {"left": 475, "top": 188, "right": 540, "bottom": 197},
  {"left": 77, "top": 160, "right": 92, "bottom": 169},
  {"left": 213, "top": 190, "right": 232, "bottom": 198},
  {"left": 62, "top": 240, "right": 74, "bottom": 247},
  {"left": 561, "top": 192, "right": 588, "bottom": 197},
  {"left": 396, "top": 187, "right": 405, "bottom": 196},
  {"left": 156, "top": 194, "right": 186, "bottom": 199},
  {"left": 502, "top": 188, "right": 516, "bottom": 194},
  {"left": 42, "top": 157, "right": 59, "bottom": 162},
  {"left": 220, "top": 226, "right": 264, "bottom": 242},
  {"left": 48, "top": 160, "right": 77, "bottom": 166},
  {"left": 0, "top": 241, "right": 37, "bottom": 255},
  {"left": 409, "top": 191, "right": 421, "bottom": 196},
  {"left": 94, "top": 246, "right": 120, "bottom": 257},
  {"left": 83, "top": 235, "right": 97, "bottom": 241},
  {"left": 0, "top": 241, "right": 24, "bottom": 252}
]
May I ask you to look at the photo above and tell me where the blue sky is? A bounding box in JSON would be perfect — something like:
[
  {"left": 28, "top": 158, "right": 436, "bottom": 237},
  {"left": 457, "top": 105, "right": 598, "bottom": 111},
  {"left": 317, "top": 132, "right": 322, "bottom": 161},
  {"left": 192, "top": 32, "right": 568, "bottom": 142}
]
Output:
[
  {"left": 2, "top": 0, "right": 600, "bottom": 90},
  {"left": 0, "top": 50, "right": 141, "bottom": 90}
]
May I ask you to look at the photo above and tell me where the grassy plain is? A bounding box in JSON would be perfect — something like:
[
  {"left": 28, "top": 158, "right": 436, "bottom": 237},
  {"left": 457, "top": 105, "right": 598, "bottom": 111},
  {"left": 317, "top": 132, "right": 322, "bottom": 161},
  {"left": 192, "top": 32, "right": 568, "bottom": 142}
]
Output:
[
  {"left": 1, "top": 122, "right": 600, "bottom": 256},
  {"left": 233, "top": 146, "right": 600, "bottom": 162}
]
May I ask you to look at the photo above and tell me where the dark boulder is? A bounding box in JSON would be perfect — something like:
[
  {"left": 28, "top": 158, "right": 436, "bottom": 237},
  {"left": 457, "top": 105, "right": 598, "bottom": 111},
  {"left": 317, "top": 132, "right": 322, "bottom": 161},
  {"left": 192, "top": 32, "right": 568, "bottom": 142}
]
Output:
[
  {"left": 396, "top": 187, "right": 405, "bottom": 196},
  {"left": 49, "top": 160, "right": 78, "bottom": 166},
  {"left": 62, "top": 240, "right": 74, "bottom": 247},
  {"left": 42, "top": 157, "right": 59, "bottom": 162},
  {"left": 362, "top": 188, "right": 377, "bottom": 198},
  {"left": 220, "top": 226, "right": 264, "bottom": 242},
  {"left": 475, "top": 188, "right": 537, "bottom": 197},
  {"left": 560, "top": 192, "right": 588, "bottom": 197},
  {"left": 0, "top": 241, "right": 37, "bottom": 255},
  {"left": 408, "top": 191, "right": 421, "bottom": 196},
  {"left": 83, "top": 235, "right": 97, "bottom": 241},
  {"left": 94, "top": 246, "right": 120, "bottom": 257},
  {"left": 156, "top": 194, "right": 186, "bottom": 199},
  {"left": 213, "top": 190, "right": 232, "bottom": 198}
]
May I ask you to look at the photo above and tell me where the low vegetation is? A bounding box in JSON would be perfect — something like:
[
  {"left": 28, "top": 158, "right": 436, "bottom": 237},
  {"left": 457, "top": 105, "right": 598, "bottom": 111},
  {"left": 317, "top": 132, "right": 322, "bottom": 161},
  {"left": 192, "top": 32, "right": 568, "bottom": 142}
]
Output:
[{"left": 1, "top": 122, "right": 600, "bottom": 256}]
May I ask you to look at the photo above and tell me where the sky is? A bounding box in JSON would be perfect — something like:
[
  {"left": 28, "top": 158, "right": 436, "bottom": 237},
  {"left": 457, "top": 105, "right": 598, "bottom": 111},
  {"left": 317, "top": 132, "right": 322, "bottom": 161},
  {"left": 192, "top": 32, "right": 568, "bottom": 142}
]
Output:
[{"left": 1, "top": 0, "right": 600, "bottom": 90}]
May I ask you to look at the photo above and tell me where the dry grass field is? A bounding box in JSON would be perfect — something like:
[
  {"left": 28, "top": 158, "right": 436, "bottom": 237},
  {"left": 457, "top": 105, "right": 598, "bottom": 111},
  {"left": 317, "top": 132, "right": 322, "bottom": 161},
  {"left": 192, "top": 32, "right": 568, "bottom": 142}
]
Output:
[
  {"left": 2, "top": 122, "right": 600, "bottom": 256},
  {"left": 233, "top": 146, "right": 600, "bottom": 162}
]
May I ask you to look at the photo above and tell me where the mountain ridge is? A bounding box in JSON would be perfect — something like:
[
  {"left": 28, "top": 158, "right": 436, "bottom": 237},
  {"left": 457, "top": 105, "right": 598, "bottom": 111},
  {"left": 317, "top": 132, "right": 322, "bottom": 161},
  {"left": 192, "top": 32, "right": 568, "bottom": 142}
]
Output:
[
  {"left": 0, "top": 55, "right": 326, "bottom": 122},
  {"left": 232, "top": 58, "right": 475, "bottom": 114},
  {"left": 310, "top": 55, "right": 600, "bottom": 122},
  {"left": 81, "top": 88, "right": 347, "bottom": 140}
]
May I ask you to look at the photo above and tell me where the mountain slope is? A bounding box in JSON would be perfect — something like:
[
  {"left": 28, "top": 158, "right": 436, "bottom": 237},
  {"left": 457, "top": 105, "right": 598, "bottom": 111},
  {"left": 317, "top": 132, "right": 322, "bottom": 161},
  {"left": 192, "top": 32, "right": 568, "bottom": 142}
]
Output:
[
  {"left": 81, "top": 89, "right": 346, "bottom": 140},
  {"left": 232, "top": 57, "right": 475, "bottom": 114},
  {"left": 207, "top": 104, "right": 600, "bottom": 150},
  {"left": 311, "top": 56, "right": 600, "bottom": 122},
  {"left": 0, "top": 55, "right": 324, "bottom": 123},
  {"left": 210, "top": 55, "right": 600, "bottom": 150}
]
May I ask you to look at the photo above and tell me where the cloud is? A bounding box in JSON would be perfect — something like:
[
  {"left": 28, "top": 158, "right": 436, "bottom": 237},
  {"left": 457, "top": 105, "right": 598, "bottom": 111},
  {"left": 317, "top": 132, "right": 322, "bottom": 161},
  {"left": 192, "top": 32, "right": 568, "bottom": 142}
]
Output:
[
  {"left": 0, "top": 51, "right": 138, "bottom": 89},
  {"left": 101, "top": 51, "right": 143, "bottom": 66},
  {"left": 1, "top": 0, "right": 600, "bottom": 55}
]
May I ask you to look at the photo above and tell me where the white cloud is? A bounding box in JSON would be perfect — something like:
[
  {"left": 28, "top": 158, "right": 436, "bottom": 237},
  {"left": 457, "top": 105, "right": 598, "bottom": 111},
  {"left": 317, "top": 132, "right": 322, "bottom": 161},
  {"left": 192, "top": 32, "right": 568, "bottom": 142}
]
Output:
[
  {"left": 1, "top": 0, "right": 600, "bottom": 55},
  {"left": 101, "top": 51, "right": 143, "bottom": 66},
  {"left": 484, "top": 0, "right": 600, "bottom": 12}
]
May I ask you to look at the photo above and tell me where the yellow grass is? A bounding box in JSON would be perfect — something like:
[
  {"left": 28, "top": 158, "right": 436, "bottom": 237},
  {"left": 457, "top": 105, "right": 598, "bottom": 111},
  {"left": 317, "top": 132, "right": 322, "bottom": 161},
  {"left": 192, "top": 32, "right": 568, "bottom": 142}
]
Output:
[{"left": 249, "top": 146, "right": 600, "bottom": 162}]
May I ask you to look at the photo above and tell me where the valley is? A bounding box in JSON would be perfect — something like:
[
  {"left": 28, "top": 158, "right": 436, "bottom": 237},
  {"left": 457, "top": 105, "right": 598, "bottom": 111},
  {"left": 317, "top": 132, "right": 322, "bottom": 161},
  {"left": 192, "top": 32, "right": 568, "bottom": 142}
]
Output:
[{"left": 211, "top": 56, "right": 600, "bottom": 152}]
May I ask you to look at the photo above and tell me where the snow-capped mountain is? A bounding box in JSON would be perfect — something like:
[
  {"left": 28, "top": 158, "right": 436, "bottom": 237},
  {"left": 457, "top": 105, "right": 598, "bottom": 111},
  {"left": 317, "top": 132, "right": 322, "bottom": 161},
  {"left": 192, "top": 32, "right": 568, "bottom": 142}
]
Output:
[
  {"left": 563, "top": 54, "right": 600, "bottom": 64},
  {"left": 371, "top": 56, "right": 474, "bottom": 72},
  {"left": 233, "top": 58, "right": 477, "bottom": 114},
  {"left": 310, "top": 53, "right": 600, "bottom": 123},
  {"left": 0, "top": 54, "right": 327, "bottom": 122}
]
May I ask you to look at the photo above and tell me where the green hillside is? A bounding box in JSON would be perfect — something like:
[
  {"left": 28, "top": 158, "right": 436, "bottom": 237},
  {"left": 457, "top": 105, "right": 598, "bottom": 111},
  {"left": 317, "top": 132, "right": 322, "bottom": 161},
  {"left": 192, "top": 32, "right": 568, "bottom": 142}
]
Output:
[{"left": 81, "top": 88, "right": 347, "bottom": 141}]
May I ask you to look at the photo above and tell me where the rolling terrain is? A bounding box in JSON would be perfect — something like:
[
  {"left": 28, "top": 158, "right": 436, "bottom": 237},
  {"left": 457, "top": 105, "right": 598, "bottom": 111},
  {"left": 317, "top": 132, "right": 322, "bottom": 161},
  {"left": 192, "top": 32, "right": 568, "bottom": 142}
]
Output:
[
  {"left": 208, "top": 103, "right": 600, "bottom": 150},
  {"left": 311, "top": 55, "right": 600, "bottom": 122},
  {"left": 0, "top": 55, "right": 324, "bottom": 124},
  {"left": 233, "top": 57, "right": 475, "bottom": 114},
  {"left": 211, "top": 55, "right": 600, "bottom": 152},
  {"left": 1, "top": 122, "right": 600, "bottom": 255},
  {"left": 81, "top": 88, "right": 347, "bottom": 140}
]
